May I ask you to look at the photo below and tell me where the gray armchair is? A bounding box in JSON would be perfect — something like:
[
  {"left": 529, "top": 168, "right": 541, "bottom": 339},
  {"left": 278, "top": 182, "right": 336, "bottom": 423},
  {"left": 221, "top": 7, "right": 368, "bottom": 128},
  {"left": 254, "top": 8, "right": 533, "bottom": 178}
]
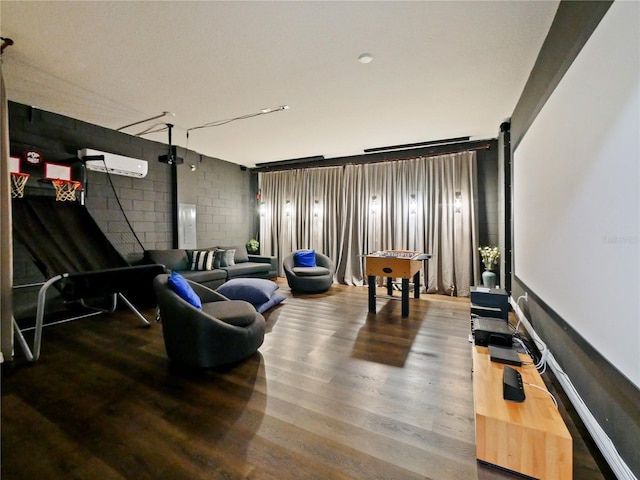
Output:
[
  {"left": 153, "top": 274, "right": 265, "bottom": 368},
  {"left": 283, "top": 251, "right": 335, "bottom": 293}
]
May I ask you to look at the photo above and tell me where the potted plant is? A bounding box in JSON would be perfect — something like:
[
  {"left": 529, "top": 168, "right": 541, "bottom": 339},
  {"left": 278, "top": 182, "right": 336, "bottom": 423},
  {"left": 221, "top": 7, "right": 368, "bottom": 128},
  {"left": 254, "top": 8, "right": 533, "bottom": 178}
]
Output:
[
  {"left": 246, "top": 238, "right": 260, "bottom": 254},
  {"left": 478, "top": 246, "right": 500, "bottom": 288}
]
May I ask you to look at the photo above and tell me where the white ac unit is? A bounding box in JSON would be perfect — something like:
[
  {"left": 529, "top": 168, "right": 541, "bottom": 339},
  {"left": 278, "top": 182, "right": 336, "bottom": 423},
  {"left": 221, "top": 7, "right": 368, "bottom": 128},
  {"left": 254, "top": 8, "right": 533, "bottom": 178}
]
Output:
[{"left": 79, "top": 148, "right": 148, "bottom": 178}]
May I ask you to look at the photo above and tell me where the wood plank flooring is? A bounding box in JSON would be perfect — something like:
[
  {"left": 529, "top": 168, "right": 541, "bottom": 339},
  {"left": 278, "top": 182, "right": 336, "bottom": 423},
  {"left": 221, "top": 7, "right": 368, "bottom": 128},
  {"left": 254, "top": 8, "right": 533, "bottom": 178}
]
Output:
[{"left": 2, "top": 280, "right": 612, "bottom": 479}]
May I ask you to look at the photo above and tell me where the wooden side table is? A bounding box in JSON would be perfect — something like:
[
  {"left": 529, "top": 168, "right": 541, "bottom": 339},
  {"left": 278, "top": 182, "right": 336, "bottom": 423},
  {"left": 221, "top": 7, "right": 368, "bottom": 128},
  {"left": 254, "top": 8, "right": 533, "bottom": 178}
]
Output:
[{"left": 472, "top": 346, "right": 572, "bottom": 479}]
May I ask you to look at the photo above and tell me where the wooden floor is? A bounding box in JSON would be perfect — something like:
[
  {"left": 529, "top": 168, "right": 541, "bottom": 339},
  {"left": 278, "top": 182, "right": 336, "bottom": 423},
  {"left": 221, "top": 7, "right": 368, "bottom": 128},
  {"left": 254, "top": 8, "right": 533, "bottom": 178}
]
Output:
[{"left": 2, "top": 280, "right": 612, "bottom": 480}]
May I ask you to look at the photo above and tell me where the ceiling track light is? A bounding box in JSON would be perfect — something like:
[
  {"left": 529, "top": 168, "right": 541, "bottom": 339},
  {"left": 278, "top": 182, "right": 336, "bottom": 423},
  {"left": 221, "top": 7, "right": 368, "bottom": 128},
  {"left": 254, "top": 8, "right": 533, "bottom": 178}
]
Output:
[
  {"left": 187, "top": 105, "right": 290, "bottom": 134},
  {"left": 117, "top": 111, "right": 175, "bottom": 132},
  {"left": 261, "top": 105, "right": 290, "bottom": 114},
  {"left": 134, "top": 122, "right": 170, "bottom": 136}
]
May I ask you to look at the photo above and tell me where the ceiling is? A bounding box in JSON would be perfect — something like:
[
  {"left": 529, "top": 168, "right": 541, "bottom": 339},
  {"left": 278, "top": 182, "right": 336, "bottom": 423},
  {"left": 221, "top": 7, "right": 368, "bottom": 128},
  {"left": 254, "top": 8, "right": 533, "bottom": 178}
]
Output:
[{"left": 1, "top": 1, "right": 559, "bottom": 168}]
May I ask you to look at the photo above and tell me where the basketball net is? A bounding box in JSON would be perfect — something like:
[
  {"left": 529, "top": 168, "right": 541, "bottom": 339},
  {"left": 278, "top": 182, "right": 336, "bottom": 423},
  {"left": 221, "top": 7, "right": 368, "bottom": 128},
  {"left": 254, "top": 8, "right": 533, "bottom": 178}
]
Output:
[
  {"left": 10, "top": 172, "right": 30, "bottom": 198},
  {"left": 52, "top": 179, "right": 81, "bottom": 202}
]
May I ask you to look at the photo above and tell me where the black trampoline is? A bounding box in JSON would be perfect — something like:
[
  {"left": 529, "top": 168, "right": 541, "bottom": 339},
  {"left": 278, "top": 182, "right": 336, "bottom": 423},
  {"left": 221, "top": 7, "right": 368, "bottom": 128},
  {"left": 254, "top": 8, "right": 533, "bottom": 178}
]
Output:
[{"left": 12, "top": 196, "right": 165, "bottom": 362}]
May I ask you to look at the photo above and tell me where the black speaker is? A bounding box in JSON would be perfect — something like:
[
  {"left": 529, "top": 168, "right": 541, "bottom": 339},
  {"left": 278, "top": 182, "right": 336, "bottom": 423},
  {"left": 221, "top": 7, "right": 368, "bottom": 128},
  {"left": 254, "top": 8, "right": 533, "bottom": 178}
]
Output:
[{"left": 503, "top": 366, "right": 525, "bottom": 402}]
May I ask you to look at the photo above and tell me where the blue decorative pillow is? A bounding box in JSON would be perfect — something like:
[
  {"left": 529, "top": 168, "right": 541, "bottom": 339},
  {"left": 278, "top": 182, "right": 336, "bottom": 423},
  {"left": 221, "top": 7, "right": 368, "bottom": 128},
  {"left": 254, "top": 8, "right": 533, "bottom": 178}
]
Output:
[
  {"left": 294, "top": 249, "right": 316, "bottom": 267},
  {"left": 256, "top": 293, "right": 286, "bottom": 313},
  {"left": 167, "top": 272, "right": 202, "bottom": 309},
  {"left": 217, "top": 278, "right": 279, "bottom": 306},
  {"left": 216, "top": 278, "right": 284, "bottom": 312}
]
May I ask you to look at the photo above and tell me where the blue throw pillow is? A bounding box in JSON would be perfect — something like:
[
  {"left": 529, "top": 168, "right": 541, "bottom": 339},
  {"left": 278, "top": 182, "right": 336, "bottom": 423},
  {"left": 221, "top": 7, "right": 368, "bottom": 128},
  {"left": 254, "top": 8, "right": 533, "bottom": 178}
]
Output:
[
  {"left": 256, "top": 293, "right": 286, "bottom": 313},
  {"left": 217, "top": 278, "right": 279, "bottom": 305},
  {"left": 216, "top": 279, "right": 285, "bottom": 313},
  {"left": 167, "top": 272, "right": 202, "bottom": 309},
  {"left": 294, "top": 249, "right": 316, "bottom": 267}
]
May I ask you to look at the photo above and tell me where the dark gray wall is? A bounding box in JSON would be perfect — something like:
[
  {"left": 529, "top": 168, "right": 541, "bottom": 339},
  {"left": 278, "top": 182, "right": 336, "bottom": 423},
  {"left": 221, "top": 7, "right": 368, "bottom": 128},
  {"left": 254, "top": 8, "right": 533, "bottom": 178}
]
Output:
[
  {"left": 9, "top": 102, "right": 172, "bottom": 285},
  {"left": 475, "top": 145, "right": 500, "bottom": 248},
  {"left": 510, "top": 1, "right": 639, "bottom": 475},
  {"left": 497, "top": 124, "right": 511, "bottom": 292},
  {"left": 473, "top": 144, "right": 501, "bottom": 286},
  {"left": 511, "top": 1, "right": 614, "bottom": 149},
  {"left": 9, "top": 102, "right": 253, "bottom": 287},
  {"left": 177, "top": 157, "right": 253, "bottom": 248}
]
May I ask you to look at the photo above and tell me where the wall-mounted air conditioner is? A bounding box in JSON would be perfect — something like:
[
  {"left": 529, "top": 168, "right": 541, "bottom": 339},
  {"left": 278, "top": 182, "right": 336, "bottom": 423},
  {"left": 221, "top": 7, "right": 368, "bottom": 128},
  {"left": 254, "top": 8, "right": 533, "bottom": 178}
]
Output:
[{"left": 78, "top": 148, "right": 148, "bottom": 178}]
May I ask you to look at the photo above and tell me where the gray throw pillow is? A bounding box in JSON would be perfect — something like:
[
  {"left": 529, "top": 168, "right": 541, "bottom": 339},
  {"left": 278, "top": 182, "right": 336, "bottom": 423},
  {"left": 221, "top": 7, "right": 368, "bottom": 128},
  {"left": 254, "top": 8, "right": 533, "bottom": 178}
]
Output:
[
  {"left": 213, "top": 249, "right": 225, "bottom": 269},
  {"left": 218, "top": 245, "right": 249, "bottom": 263},
  {"left": 233, "top": 245, "right": 249, "bottom": 263},
  {"left": 222, "top": 249, "right": 236, "bottom": 267}
]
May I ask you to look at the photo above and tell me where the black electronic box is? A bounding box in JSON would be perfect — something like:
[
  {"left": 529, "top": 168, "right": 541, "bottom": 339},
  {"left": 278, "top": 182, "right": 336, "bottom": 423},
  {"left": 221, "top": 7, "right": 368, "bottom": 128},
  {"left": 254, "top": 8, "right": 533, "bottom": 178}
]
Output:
[{"left": 472, "top": 317, "right": 512, "bottom": 347}]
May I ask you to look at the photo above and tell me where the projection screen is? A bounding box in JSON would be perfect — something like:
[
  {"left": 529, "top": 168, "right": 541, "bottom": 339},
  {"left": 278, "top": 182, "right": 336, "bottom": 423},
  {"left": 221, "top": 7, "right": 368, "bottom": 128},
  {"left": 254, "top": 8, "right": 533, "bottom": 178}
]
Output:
[{"left": 513, "top": 1, "right": 639, "bottom": 388}]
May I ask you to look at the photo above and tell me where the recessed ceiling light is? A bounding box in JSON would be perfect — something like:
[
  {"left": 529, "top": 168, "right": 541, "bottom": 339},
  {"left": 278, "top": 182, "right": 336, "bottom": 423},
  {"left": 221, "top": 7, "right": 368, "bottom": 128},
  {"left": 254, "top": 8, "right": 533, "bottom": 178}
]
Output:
[{"left": 358, "top": 53, "right": 373, "bottom": 64}]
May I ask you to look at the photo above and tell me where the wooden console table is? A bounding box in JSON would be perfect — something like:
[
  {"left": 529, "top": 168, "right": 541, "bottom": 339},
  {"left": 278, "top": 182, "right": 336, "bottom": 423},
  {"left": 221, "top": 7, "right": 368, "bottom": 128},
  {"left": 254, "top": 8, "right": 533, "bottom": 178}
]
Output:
[
  {"left": 472, "top": 346, "right": 572, "bottom": 479},
  {"left": 365, "top": 250, "right": 431, "bottom": 317}
]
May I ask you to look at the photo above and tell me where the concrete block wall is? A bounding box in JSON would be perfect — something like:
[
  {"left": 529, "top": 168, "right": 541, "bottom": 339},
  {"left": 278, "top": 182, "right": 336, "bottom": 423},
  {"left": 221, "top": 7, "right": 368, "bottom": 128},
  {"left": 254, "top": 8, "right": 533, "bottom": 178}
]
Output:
[
  {"left": 83, "top": 164, "right": 173, "bottom": 260},
  {"left": 9, "top": 102, "right": 253, "bottom": 287},
  {"left": 177, "top": 156, "right": 253, "bottom": 249}
]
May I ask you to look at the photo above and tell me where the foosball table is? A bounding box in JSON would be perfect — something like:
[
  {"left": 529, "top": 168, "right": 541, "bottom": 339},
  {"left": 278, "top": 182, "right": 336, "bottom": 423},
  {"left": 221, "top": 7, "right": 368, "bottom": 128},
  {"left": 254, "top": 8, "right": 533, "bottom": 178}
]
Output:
[{"left": 365, "top": 250, "right": 432, "bottom": 317}]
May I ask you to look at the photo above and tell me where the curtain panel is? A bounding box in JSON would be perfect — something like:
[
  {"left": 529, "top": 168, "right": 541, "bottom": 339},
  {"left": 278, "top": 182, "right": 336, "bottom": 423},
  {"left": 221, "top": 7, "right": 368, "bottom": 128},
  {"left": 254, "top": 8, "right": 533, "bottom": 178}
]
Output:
[{"left": 259, "top": 151, "right": 478, "bottom": 296}]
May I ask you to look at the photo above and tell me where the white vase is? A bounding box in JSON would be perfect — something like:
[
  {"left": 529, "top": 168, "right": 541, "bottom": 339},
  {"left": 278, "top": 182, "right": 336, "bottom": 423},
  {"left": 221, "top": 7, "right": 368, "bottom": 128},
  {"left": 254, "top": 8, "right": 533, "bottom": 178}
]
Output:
[{"left": 482, "top": 270, "right": 497, "bottom": 288}]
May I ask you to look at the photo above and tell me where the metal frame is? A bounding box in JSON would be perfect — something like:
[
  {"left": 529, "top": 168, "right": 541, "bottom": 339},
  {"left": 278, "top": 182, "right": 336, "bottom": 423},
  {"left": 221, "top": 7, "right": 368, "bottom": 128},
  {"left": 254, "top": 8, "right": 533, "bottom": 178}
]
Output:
[{"left": 13, "top": 274, "right": 150, "bottom": 362}]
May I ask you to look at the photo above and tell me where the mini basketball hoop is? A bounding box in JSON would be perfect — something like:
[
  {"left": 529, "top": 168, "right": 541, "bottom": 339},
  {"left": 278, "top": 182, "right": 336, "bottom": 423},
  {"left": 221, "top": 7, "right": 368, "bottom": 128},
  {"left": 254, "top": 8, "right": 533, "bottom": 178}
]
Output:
[
  {"left": 51, "top": 179, "right": 82, "bottom": 202},
  {"left": 10, "top": 156, "right": 29, "bottom": 198},
  {"left": 44, "top": 162, "right": 82, "bottom": 201},
  {"left": 11, "top": 172, "right": 30, "bottom": 198}
]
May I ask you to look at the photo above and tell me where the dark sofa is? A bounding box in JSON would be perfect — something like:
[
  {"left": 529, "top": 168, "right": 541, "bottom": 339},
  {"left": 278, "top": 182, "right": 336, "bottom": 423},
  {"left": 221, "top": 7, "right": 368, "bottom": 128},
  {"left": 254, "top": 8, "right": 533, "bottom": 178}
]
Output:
[{"left": 143, "top": 245, "right": 277, "bottom": 290}]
